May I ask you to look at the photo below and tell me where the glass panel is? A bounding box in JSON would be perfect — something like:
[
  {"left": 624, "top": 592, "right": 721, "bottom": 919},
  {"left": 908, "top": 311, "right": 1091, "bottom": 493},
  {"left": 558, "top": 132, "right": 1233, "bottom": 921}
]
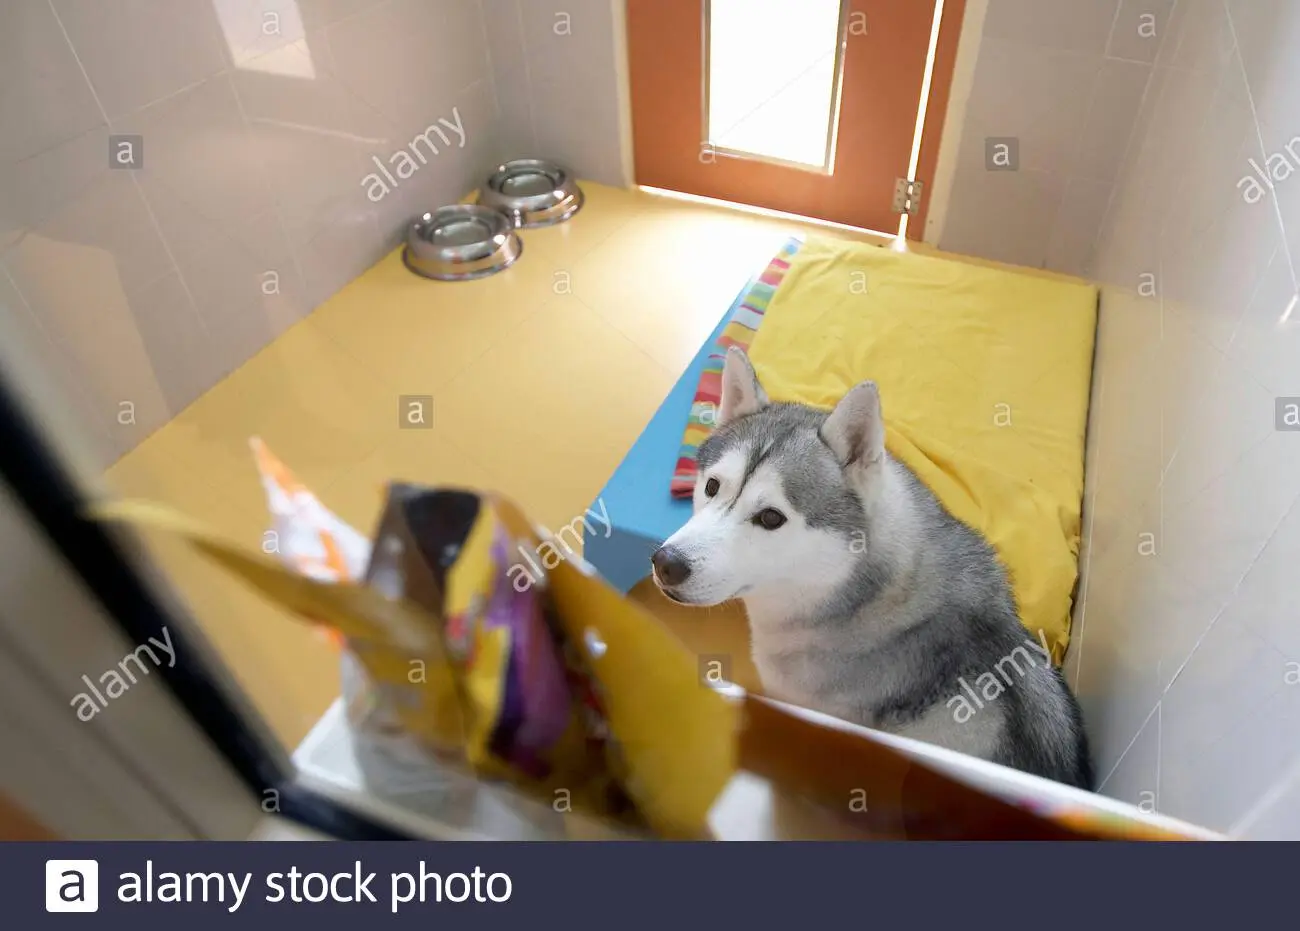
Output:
[{"left": 707, "top": 0, "right": 845, "bottom": 169}]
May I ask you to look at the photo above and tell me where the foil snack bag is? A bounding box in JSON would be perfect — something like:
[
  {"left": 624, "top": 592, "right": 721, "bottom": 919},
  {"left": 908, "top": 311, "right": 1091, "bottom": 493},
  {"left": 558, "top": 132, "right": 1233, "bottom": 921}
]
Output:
[
  {"left": 105, "top": 440, "right": 730, "bottom": 837},
  {"left": 361, "top": 483, "right": 630, "bottom": 819}
]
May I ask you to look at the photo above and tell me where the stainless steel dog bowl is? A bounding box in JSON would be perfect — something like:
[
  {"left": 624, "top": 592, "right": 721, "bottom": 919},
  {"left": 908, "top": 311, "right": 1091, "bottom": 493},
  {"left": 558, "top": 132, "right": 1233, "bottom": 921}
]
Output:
[
  {"left": 478, "top": 158, "right": 584, "bottom": 228},
  {"left": 402, "top": 204, "right": 522, "bottom": 281}
]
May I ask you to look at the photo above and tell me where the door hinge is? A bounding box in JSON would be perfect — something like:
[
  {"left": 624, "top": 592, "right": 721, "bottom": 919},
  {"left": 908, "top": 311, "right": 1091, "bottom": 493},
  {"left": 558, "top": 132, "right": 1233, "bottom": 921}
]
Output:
[{"left": 892, "top": 178, "right": 924, "bottom": 215}]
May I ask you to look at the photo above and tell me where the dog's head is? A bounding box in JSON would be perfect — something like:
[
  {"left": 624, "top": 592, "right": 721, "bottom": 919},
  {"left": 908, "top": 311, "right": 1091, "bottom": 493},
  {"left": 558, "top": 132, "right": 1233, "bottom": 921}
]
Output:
[{"left": 651, "top": 347, "right": 886, "bottom": 606}]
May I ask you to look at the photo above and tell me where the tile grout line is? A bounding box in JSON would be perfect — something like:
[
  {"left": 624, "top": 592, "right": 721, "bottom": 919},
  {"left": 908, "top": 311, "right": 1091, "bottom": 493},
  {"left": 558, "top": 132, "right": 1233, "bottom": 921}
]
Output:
[
  {"left": 45, "top": 0, "right": 213, "bottom": 350},
  {"left": 1160, "top": 483, "right": 1300, "bottom": 700},
  {"left": 0, "top": 263, "right": 117, "bottom": 459},
  {"left": 513, "top": 0, "right": 542, "bottom": 158},
  {"left": 1071, "top": 311, "right": 1110, "bottom": 685},
  {"left": 472, "top": 0, "right": 506, "bottom": 157},
  {"left": 1223, "top": 0, "right": 1300, "bottom": 294},
  {"left": 224, "top": 72, "right": 313, "bottom": 310},
  {"left": 41, "top": 0, "right": 226, "bottom": 468},
  {"left": 1041, "top": 0, "right": 1126, "bottom": 269},
  {"left": 1094, "top": 446, "right": 1300, "bottom": 791},
  {"left": 1228, "top": 744, "right": 1300, "bottom": 838},
  {"left": 1076, "top": 3, "right": 1169, "bottom": 283},
  {"left": 1155, "top": 699, "right": 1162, "bottom": 814},
  {"left": 1096, "top": 698, "right": 1160, "bottom": 792}
]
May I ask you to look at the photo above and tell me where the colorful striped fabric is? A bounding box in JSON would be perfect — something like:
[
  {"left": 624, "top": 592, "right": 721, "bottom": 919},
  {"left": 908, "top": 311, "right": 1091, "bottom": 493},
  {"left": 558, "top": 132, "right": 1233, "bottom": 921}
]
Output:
[{"left": 669, "top": 236, "right": 803, "bottom": 498}]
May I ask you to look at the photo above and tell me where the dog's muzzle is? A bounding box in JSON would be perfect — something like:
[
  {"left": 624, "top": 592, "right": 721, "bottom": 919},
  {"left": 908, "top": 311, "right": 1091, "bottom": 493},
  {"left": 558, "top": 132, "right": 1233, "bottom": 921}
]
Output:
[{"left": 650, "top": 545, "right": 692, "bottom": 592}]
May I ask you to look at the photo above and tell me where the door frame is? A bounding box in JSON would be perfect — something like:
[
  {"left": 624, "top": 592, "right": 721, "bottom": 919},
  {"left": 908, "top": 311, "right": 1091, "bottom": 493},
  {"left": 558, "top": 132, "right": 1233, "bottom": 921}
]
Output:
[
  {"left": 909, "top": 0, "right": 970, "bottom": 242},
  {"left": 617, "top": 0, "right": 971, "bottom": 240},
  {"left": 917, "top": 0, "right": 986, "bottom": 245}
]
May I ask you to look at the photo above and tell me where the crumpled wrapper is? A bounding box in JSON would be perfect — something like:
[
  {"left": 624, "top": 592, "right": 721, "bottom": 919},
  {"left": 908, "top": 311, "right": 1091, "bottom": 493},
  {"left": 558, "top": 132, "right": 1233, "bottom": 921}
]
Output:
[{"left": 99, "top": 439, "right": 736, "bottom": 839}]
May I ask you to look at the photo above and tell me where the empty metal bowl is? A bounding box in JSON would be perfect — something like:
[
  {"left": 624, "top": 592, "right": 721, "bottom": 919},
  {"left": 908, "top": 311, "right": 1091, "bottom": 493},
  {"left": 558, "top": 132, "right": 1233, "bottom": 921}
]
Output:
[
  {"left": 478, "top": 158, "right": 584, "bottom": 228},
  {"left": 402, "top": 204, "right": 522, "bottom": 281}
]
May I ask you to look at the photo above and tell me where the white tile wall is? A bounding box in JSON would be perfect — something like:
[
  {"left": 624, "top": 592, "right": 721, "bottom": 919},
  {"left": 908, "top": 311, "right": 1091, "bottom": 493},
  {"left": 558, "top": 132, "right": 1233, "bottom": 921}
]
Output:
[
  {"left": 943, "top": 0, "right": 1300, "bottom": 835},
  {"left": 1069, "top": 0, "right": 1300, "bottom": 836},
  {"left": 0, "top": 0, "right": 627, "bottom": 464},
  {"left": 479, "top": 0, "right": 627, "bottom": 188},
  {"left": 940, "top": 0, "right": 1176, "bottom": 274}
]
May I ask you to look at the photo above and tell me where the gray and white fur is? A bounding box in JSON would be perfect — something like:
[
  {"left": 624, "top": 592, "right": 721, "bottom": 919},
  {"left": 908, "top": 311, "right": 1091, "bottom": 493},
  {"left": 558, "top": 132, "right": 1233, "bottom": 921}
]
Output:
[{"left": 651, "top": 347, "right": 1092, "bottom": 790}]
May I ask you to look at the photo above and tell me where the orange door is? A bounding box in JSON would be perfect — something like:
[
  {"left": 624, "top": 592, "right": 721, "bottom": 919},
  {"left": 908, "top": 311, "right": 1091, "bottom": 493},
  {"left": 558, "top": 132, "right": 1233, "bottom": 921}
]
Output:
[{"left": 626, "top": 0, "right": 963, "bottom": 236}]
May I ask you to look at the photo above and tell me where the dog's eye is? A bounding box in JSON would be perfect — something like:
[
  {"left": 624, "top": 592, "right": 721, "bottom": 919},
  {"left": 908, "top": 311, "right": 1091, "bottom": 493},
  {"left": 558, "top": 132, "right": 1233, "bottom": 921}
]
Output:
[
  {"left": 754, "top": 508, "right": 786, "bottom": 530},
  {"left": 704, "top": 477, "right": 720, "bottom": 497}
]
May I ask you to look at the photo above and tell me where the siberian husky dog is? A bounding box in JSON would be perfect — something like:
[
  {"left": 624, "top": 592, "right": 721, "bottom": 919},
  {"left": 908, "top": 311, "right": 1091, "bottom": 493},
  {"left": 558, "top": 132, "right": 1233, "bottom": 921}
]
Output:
[{"left": 651, "top": 347, "right": 1093, "bottom": 789}]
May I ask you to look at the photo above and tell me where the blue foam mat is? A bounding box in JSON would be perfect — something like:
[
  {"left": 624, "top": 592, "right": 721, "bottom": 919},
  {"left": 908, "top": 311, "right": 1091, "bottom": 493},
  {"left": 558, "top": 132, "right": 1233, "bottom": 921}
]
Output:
[{"left": 582, "top": 277, "right": 755, "bottom": 593}]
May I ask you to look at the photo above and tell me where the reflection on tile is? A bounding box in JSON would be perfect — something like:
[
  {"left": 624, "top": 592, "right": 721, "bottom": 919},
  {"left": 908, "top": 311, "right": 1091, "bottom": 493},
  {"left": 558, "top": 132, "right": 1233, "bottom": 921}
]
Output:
[
  {"left": 1226, "top": 247, "right": 1300, "bottom": 399},
  {"left": 50, "top": 0, "right": 228, "bottom": 120},
  {"left": 233, "top": 62, "right": 392, "bottom": 247},
  {"left": 0, "top": 268, "right": 117, "bottom": 466},
  {"left": 0, "top": 2, "right": 104, "bottom": 163},
  {"left": 4, "top": 231, "right": 171, "bottom": 448},
  {"left": 128, "top": 75, "right": 274, "bottom": 261},
  {"left": 2, "top": 126, "right": 172, "bottom": 295},
  {"left": 209, "top": 0, "right": 314, "bottom": 77}
]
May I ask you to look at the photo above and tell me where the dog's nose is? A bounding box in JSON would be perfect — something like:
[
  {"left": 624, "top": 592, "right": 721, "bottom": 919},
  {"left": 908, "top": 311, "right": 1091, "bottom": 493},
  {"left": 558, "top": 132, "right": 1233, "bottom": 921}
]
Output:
[{"left": 651, "top": 546, "right": 692, "bottom": 586}]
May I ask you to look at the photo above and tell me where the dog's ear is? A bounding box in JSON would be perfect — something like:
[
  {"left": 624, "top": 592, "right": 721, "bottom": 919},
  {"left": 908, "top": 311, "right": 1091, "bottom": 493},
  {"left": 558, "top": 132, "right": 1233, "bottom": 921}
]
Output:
[
  {"left": 717, "top": 347, "right": 768, "bottom": 425},
  {"left": 820, "top": 381, "right": 884, "bottom": 469}
]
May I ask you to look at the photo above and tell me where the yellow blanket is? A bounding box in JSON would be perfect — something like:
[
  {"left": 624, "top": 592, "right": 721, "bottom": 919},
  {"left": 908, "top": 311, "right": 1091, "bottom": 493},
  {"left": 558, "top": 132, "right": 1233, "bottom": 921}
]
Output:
[{"left": 747, "top": 237, "right": 1098, "bottom": 664}]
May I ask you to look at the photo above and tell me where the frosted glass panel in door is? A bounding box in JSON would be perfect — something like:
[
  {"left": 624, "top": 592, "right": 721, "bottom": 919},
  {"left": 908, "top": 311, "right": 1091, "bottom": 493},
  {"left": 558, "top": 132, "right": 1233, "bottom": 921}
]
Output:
[{"left": 706, "top": 0, "right": 846, "bottom": 169}]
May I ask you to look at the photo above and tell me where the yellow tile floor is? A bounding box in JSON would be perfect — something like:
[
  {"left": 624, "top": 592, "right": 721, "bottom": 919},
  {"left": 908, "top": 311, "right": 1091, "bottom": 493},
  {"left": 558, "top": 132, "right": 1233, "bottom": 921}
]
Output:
[{"left": 105, "top": 182, "right": 889, "bottom": 750}]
